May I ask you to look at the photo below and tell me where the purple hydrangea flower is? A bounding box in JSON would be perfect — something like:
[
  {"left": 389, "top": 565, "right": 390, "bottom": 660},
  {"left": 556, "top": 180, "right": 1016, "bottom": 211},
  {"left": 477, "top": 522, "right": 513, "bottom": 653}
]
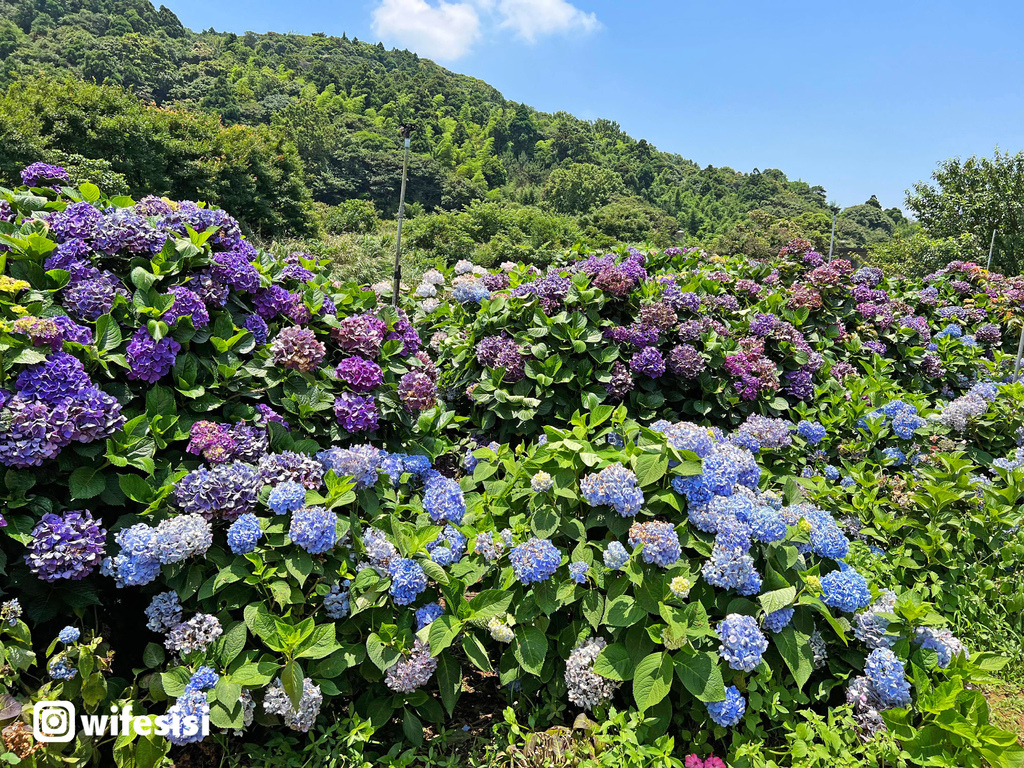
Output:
[
  {"left": 126, "top": 327, "right": 181, "bottom": 383},
  {"left": 335, "top": 357, "right": 383, "bottom": 391},
  {"left": 333, "top": 393, "right": 379, "bottom": 432},
  {"left": 25, "top": 509, "right": 106, "bottom": 581},
  {"left": 164, "top": 286, "right": 210, "bottom": 329}
]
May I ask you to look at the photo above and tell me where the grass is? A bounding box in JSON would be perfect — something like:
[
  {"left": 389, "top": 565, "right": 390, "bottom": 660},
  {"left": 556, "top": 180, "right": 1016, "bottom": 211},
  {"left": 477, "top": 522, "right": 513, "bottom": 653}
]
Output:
[{"left": 985, "top": 684, "right": 1024, "bottom": 745}]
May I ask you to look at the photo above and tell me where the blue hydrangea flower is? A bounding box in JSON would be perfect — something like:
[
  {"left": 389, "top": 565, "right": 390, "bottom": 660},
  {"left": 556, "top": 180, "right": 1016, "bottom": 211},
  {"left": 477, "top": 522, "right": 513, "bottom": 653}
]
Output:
[
  {"left": 865, "top": 648, "right": 911, "bottom": 708},
  {"left": 627, "top": 521, "right": 681, "bottom": 567},
  {"left": 388, "top": 558, "right": 428, "bottom": 605},
  {"left": 823, "top": 465, "right": 841, "bottom": 481},
  {"left": 166, "top": 688, "right": 210, "bottom": 745},
  {"left": 749, "top": 506, "right": 787, "bottom": 543},
  {"left": 569, "top": 561, "right": 589, "bottom": 584},
  {"left": 821, "top": 569, "right": 872, "bottom": 613},
  {"left": 763, "top": 608, "right": 795, "bottom": 634},
  {"left": 416, "top": 602, "right": 444, "bottom": 629},
  {"left": 706, "top": 685, "right": 746, "bottom": 727},
  {"left": 186, "top": 666, "right": 220, "bottom": 693},
  {"left": 882, "top": 447, "right": 907, "bottom": 465},
  {"left": 49, "top": 656, "right": 78, "bottom": 681},
  {"left": 289, "top": 507, "right": 337, "bottom": 554},
  {"left": 509, "top": 538, "right": 561, "bottom": 585},
  {"left": 226, "top": 513, "right": 262, "bottom": 555},
  {"left": 913, "top": 626, "right": 968, "bottom": 668},
  {"left": 796, "top": 420, "right": 827, "bottom": 445},
  {"left": 580, "top": 463, "right": 644, "bottom": 517},
  {"left": 702, "top": 544, "right": 762, "bottom": 596},
  {"left": 57, "top": 626, "right": 80, "bottom": 644},
  {"left": 717, "top": 614, "right": 769, "bottom": 671},
  {"left": 423, "top": 472, "right": 466, "bottom": 524},
  {"left": 268, "top": 481, "right": 306, "bottom": 514},
  {"left": 603, "top": 541, "right": 629, "bottom": 570}
]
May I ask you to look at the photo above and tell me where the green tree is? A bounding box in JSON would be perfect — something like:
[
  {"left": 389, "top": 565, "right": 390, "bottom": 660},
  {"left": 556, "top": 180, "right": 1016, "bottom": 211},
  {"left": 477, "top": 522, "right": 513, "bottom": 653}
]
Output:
[
  {"left": 907, "top": 149, "right": 1024, "bottom": 274},
  {"left": 543, "top": 163, "right": 625, "bottom": 215}
]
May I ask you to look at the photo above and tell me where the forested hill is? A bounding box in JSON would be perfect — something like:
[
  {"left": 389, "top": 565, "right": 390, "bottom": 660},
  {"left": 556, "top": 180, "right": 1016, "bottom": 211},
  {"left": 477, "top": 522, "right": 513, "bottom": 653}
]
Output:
[{"left": 0, "top": 0, "right": 910, "bottom": 251}]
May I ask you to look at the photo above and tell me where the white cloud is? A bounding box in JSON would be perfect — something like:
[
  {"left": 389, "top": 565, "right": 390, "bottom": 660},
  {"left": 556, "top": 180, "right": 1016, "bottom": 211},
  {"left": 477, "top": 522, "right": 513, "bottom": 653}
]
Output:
[
  {"left": 494, "top": 0, "right": 599, "bottom": 42},
  {"left": 371, "top": 0, "right": 481, "bottom": 61}
]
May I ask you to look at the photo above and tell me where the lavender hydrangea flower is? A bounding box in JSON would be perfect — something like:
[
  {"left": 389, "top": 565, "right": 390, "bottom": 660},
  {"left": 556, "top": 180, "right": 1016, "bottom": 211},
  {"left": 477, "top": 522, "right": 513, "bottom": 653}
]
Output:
[
  {"left": 629, "top": 347, "right": 666, "bottom": 379},
  {"left": 22, "top": 162, "right": 70, "bottom": 188},
  {"left": 175, "top": 462, "right": 261, "bottom": 521},
  {"left": 398, "top": 371, "right": 437, "bottom": 412},
  {"left": 565, "top": 637, "right": 621, "bottom": 709},
  {"left": 145, "top": 592, "right": 183, "bottom": 633},
  {"left": 332, "top": 314, "right": 387, "bottom": 358},
  {"left": 164, "top": 286, "right": 210, "bottom": 329},
  {"left": 263, "top": 677, "right": 323, "bottom": 732},
  {"left": 385, "top": 639, "right": 437, "bottom": 693},
  {"left": 165, "top": 613, "right": 223, "bottom": 655}
]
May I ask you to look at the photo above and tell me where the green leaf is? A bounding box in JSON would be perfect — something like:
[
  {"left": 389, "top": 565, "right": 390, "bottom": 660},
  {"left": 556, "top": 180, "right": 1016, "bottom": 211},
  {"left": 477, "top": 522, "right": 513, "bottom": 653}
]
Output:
[
  {"left": 420, "top": 558, "right": 450, "bottom": 585},
  {"left": 461, "top": 633, "right": 492, "bottom": 672},
  {"left": 367, "top": 634, "right": 401, "bottom": 672},
  {"left": 775, "top": 626, "right": 815, "bottom": 690},
  {"left": 142, "top": 643, "right": 165, "bottom": 669},
  {"left": 593, "top": 643, "right": 636, "bottom": 681},
  {"left": 217, "top": 622, "right": 248, "bottom": 666},
  {"left": 435, "top": 654, "right": 461, "bottom": 716},
  {"left": 632, "top": 652, "right": 674, "bottom": 713},
  {"left": 758, "top": 586, "right": 796, "bottom": 615},
  {"left": 674, "top": 651, "right": 726, "bottom": 702},
  {"left": 633, "top": 451, "right": 669, "bottom": 487},
  {"left": 295, "top": 624, "right": 338, "bottom": 660},
  {"left": 69, "top": 466, "right": 106, "bottom": 499},
  {"left": 467, "top": 590, "right": 514, "bottom": 620},
  {"left": 402, "top": 708, "right": 423, "bottom": 747},
  {"left": 94, "top": 314, "right": 123, "bottom": 352},
  {"left": 281, "top": 659, "right": 304, "bottom": 710},
  {"left": 119, "top": 474, "right": 155, "bottom": 504},
  {"left": 426, "top": 616, "right": 462, "bottom": 655},
  {"left": 604, "top": 595, "right": 647, "bottom": 627},
  {"left": 513, "top": 625, "right": 547, "bottom": 676}
]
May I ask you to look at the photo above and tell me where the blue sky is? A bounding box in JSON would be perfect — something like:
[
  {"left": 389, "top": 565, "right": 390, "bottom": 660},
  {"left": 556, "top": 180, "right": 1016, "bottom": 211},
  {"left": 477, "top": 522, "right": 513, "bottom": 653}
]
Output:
[{"left": 163, "top": 0, "right": 1024, "bottom": 211}]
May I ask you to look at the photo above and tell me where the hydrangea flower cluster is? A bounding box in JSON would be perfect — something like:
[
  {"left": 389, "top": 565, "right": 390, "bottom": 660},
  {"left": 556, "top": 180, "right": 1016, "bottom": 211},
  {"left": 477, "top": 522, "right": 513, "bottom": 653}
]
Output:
[
  {"left": 388, "top": 558, "right": 428, "bottom": 605},
  {"left": 103, "top": 515, "right": 213, "bottom": 587},
  {"left": 706, "top": 685, "right": 746, "bottom": 727},
  {"left": 820, "top": 569, "right": 872, "bottom": 613},
  {"left": 385, "top": 640, "right": 439, "bottom": 693},
  {"left": 627, "top": 521, "right": 681, "bottom": 567},
  {"left": 565, "top": 637, "right": 621, "bottom": 709},
  {"left": 165, "top": 613, "right": 223, "bottom": 655},
  {"left": 263, "top": 677, "right": 323, "bottom": 732},
  {"left": 175, "top": 462, "right": 261, "bottom": 521},
  {"left": 580, "top": 463, "right": 644, "bottom": 517},
  {"left": 509, "top": 537, "right": 561, "bottom": 585},
  {"left": 717, "top": 614, "right": 769, "bottom": 671},
  {"left": 227, "top": 514, "right": 263, "bottom": 555},
  {"left": 289, "top": 507, "right": 338, "bottom": 554},
  {"left": 25, "top": 509, "right": 105, "bottom": 582}
]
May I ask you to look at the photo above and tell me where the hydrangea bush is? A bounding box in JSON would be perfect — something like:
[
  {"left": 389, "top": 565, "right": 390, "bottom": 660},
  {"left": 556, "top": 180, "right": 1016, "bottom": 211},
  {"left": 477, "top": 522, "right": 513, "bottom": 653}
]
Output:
[{"left": 0, "top": 172, "right": 1023, "bottom": 768}]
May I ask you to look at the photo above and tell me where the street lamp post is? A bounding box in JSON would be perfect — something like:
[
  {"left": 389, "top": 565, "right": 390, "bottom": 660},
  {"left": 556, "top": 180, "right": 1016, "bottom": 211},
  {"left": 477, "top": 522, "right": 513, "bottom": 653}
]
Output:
[
  {"left": 391, "top": 124, "right": 413, "bottom": 308},
  {"left": 986, "top": 229, "right": 998, "bottom": 271}
]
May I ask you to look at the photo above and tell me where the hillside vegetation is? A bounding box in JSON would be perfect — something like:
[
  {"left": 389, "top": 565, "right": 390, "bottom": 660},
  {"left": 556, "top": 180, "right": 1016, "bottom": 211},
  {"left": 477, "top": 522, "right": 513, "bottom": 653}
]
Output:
[{"left": 0, "top": 0, "right": 916, "bottom": 260}]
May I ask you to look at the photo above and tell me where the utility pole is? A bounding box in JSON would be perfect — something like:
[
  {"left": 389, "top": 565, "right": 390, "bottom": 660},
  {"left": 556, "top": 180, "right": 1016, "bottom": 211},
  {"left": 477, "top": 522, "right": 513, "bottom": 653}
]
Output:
[
  {"left": 391, "top": 124, "right": 413, "bottom": 308},
  {"left": 1015, "top": 320, "right": 1024, "bottom": 382},
  {"left": 827, "top": 211, "right": 837, "bottom": 263},
  {"left": 986, "top": 229, "right": 997, "bottom": 271}
]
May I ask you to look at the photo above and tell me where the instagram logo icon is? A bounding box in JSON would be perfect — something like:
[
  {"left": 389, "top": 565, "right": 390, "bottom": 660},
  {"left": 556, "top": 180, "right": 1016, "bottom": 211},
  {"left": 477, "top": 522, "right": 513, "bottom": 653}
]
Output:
[{"left": 33, "top": 701, "right": 76, "bottom": 743}]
